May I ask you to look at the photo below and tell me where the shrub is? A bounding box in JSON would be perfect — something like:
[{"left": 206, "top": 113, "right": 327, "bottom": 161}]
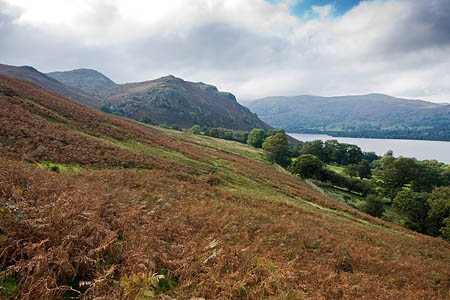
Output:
[
  {"left": 289, "top": 154, "right": 322, "bottom": 179},
  {"left": 360, "top": 195, "right": 385, "bottom": 218},
  {"left": 188, "top": 125, "right": 201, "bottom": 135},
  {"left": 246, "top": 128, "right": 265, "bottom": 148}
]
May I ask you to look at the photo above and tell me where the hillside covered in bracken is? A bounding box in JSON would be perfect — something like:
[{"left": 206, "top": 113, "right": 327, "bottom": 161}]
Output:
[{"left": 1, "top": 74, "right": 450, "bottom": 299}]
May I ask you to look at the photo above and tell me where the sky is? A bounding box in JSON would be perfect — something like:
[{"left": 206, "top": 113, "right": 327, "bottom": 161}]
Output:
[{"left": 1, "top": 0, "right": 450, "bottom": 103}]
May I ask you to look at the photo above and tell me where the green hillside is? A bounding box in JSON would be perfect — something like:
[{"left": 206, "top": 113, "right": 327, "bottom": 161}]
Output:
[{"left": 248, "top": 94, "right": 450, "bottom": 141}]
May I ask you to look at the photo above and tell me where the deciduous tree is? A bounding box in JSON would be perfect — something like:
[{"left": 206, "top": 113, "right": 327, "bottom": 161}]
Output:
[
  {"left": 290, "top": 154, "right": 323, "bottom": 179},
  {"left": 262, "top": 132, "right": 290, "bottom": 167},
  {"left": 246, "top": 128, "right": 265, "bottom": 148}
]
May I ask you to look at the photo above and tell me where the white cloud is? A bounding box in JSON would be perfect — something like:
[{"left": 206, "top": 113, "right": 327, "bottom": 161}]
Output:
[
  {"left": 311, "top": 4, "right": 333, "bottom": 19},
  {"left": 1, "top": 0, "right": 449, "bottom": 103}
]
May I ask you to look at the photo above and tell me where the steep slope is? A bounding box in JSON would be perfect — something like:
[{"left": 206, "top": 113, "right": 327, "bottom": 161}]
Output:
[
  {"left": 47, "top": 68, "right": 117, "bottom": 96},
  {"left": 0, "top": 63, "right": 101, "bottom": 108},
  {"left": 102, "top": 75, "right": 271, "bottom": 130},
  {"left": 1, "top": 75, "right": 450, "bottom": 300},
  {"left": 248, "top": 93, "right": 450, "bottom": 140}
]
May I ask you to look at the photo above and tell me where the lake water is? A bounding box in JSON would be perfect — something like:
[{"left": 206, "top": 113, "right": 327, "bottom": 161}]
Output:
[{"left": 288, "top": 133, "right": 450, "bottom": 164}]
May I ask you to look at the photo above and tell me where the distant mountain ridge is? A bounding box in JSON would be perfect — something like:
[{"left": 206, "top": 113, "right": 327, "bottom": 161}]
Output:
[
  {"left": 1, "top": 63, "right": 270, "bottom": 131},
  {"left": 47, "top": 68, "right": 117, "bottom": 96},
  {"left": 0, "top": 63, "right": 101, "bottom": 108},
  {"left": 100, "top": 75, "right": 271, "bottom": 130},
  {"left": 248, "top": 93, "right": 450, "bottom": 141}
]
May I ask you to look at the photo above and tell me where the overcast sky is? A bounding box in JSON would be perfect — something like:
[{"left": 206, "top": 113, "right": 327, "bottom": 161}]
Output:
[{"left": 1, "top": 0, "right": 449, "bottom": 103}]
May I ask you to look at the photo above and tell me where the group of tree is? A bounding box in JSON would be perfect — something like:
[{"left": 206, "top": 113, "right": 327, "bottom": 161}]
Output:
[
  {"left": 300, "top": 139, "right": 379, "bottom": 165},
  {"left": 373, "top": 157, "right": 450, "bottom": 238},
  {"left": 247, "top": 132, "right": 377, "bottom": 198},
  {"left": 204, "top": 127, "right": 249, "bottom": 143},
  {"left": 393, "top": 187, "right": 450, "bottom": 238},
  {"left": 253, "top": 132, "right": 450, "bottom": 239},
  {"left": 186, "top": 125, "right": 250, "bottom": 144},
  {"left": 159, "top": 123, "right": 182, "bottom": 131}
]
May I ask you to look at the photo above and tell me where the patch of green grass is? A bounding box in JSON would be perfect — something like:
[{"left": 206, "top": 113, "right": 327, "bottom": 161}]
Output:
[
  {"left": 213, "top": 158, "right": 234, "bottom": 169},
  {"left": 154, "top": 270, "right": 178, "bottom": 295},
  {"left": 23, "top": 99, "right": 68, "bottom": 124},
  {"left": 326, "top": 164, "right": 345, "bottom": 174},
  {"left": 178, "top": 132, "right": 266, "bottom": 163},
  {"left": 218, "top": 167, "right": 290, "bottom": 204},
  {"left": 0, "top": 276, "right": 18, "bottom": 297},
  {"left": 322, "top": 185, "right": 363, "bottom": 208},
  {"left": 116, "top": 140, "right": 211, "bottom": 171},
  {"left": 36, "top": 162, "right": 83, "bottom": 173}
]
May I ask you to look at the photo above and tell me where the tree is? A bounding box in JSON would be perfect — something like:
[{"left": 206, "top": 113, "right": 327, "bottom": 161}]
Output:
[
  {"left": 363, "top": 152, "right": 379, "bottom": 163},
  {"left": 267, "top": 129, "right": 285, "bottom": 137},
  {"left": 262, "top": 132, "right": 290, "bottom": 167},
  {"left": 188, "top": 125, "right": 201, "bottom": 135},
  {"left": 441, "top": 218, "right": 450, "bottom": 240},
  {"left": 426, "top": 186, "right": 450, "bottom": 237},
  {"left": 411, "top": 162, "right": 445, "bottom": 193},
  {"left": 170, "top": 124, "right": 182, "bottom": 131},
  {"left": 301, "top": 140, "right": 325, "bottom": 161},
  {"left": 393, "top": 190, "right": 430, "bottom": 233},
  {"left": 351, "top": 179, "right": 375, "bottom": 196},
  {"left": 140, "top": 116, "right": 153, "bottom": 125},
  {"left": 290, "top": 154, "right": 323, "bottom": 179},
  {"left": 344, "top": 164, "right": 359, "bottom": 178},
  {"left": 357, "top": 160, "right": 372, "bottom": 179},
  {"left": 319, "top": 167, "right": 347, "bottom": 187},
  {"left": 289, "top": 143, "right": 303, "bottom": 159},
  {"left": 343, "top": 144, "right": 364, "bottom": 165},
  {"left": 324, "top": 140, "right": 341, "bottom": 163},
  {"left": 246, "top": 128, "right": 265, "bottom": 148},
  {"left": 223, "top": 131, "right": 233, "bottom": 140},
  {"left": 381, "top": 158, "right": 418, "bottom": 199},
  {"left": 206, "top": 128, "right": 220, "bottom": 137},
  {"left": 360, "top": 195, "right": 385, "bottom": 218}
]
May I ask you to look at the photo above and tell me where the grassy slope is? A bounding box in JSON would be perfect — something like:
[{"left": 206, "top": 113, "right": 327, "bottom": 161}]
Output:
[{"left": 1, "top": 75, "right": 450, "bottom": 300}]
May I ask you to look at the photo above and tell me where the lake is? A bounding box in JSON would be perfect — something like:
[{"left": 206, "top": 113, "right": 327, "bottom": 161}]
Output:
[{"left": 288, "top": 133, "right": 450, "bottom": 164}]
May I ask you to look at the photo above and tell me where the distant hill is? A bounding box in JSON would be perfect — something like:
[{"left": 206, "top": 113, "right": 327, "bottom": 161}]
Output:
[
  {"left": 101, "top": 75, "right": 271, "bottom": 130},
  {"left": 0, "top": 63, "right": 101, "bottom": 108},
  {"left": 2, "top": 64, "right": 269, "bottom": 131},
  {"left": 248, "top": 93, "right": 450, "bottom": 141},
  {"left": 47, "top": 68, "right": 117, "bottom": 96}
]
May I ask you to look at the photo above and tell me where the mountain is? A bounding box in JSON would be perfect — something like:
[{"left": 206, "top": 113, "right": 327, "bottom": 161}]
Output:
[
  {"left": 1, "top": 74, "right": 450, "bottom": 299},
  {"left": 2, "top": 63, "right": 269, "bottom": 131},
  {"left": 248, "top": 93, "right": 450, "bottom": 141},
  {"left": 0, "top": 63, "right": 101, "bottom": 108},
  {"left": 47, "top": 68, "right": 117, "bottom": 96},
  {"left": 101, "top": 75, "right": 270, "bottom": 130}
]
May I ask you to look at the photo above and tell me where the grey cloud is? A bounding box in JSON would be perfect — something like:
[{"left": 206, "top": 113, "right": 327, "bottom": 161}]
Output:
[
  {"left": 382, "top": 0, "right": 450, "bottom": 53},
  {"left": 126, "top": 22, "right": 290, "bottom": 71},
  {"left": 0, "top": 0, "right": 449, "bottom": 102}
]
